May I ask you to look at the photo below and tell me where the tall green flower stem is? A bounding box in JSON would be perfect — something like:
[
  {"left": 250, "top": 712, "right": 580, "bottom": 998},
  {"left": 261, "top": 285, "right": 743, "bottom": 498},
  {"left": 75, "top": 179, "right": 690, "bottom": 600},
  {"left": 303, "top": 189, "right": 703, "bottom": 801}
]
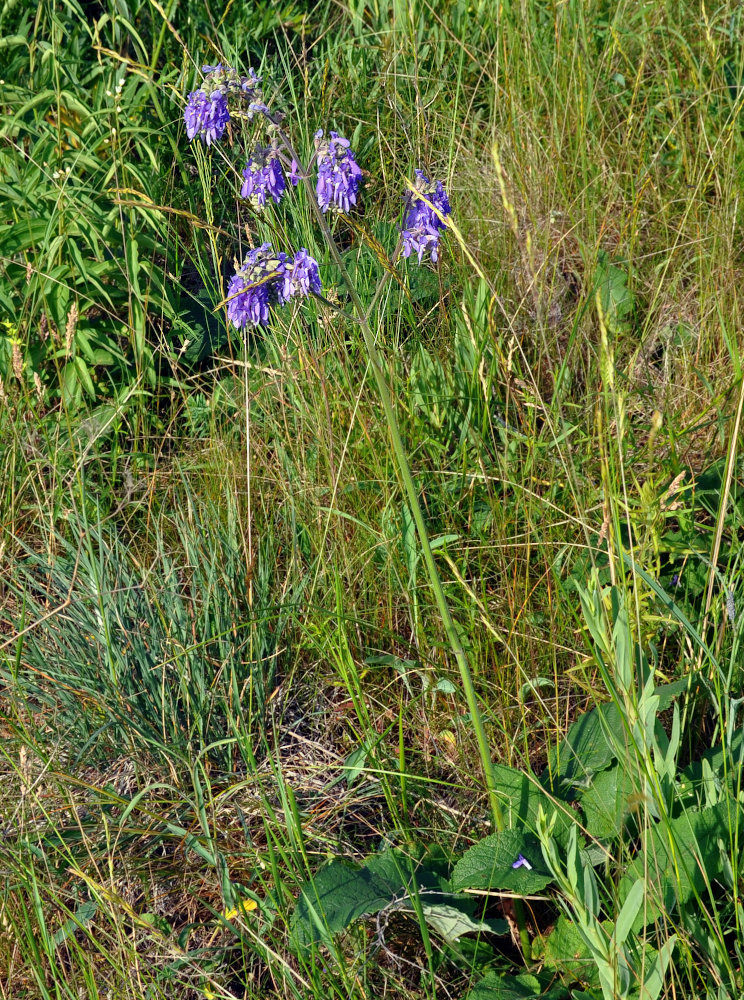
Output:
[{"left": 278, "top": 131, "right": 532, "bottom": 961}]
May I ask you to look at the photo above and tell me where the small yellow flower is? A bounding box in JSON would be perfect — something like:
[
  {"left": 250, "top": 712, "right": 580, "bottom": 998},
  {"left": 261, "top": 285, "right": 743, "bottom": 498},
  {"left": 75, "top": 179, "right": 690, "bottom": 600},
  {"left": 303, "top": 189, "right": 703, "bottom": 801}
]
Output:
[{"left": 223, "top": 898, "right": 258, "bottom": 920}]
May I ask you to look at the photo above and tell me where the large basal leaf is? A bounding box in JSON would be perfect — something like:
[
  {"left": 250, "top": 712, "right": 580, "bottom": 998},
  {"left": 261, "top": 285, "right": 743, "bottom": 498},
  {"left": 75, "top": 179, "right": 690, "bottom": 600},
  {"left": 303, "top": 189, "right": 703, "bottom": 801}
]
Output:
[
  {"left": 451, "top": 830, "right": 554, "bottom": 895},
  {"left": 548, "top": 702, "right": 625, "bottom": 788},
  {"left": 547, "top": 677, "right": 692, "bottom": 789},
  {"left": 491, "top": 763, "right": 574, "bottom": 843},
  {"left": 581, "top": 763, "right": 639, "bottom": 840},
  {"left": 290, "top": 847, "right": 446, "bottom": 949},
  {"left": 618, "top": 800, "right": 742, "bottom": 930},
  {"left": 542, "top": 914, "right": 601, "bottom": 989},
  {"left": 595, "top": 252, "right": 635, "bottom": 334},
  {"left": 291, "top": 856, "right": 404, "bottom": 949},
  {"left": 464, "top": 971, "right": 569, "bottom": 1000}
]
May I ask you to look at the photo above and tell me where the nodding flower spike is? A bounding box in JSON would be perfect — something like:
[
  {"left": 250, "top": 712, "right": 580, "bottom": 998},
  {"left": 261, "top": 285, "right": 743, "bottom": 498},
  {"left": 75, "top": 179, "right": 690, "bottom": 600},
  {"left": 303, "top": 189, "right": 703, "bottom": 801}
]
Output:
[
  {"left": 241, "top": 146, "right": 286, "bottom": 207},
  {"left": 226, "top": 244, "right": 321, "bottom": 330},
  {"left": 511, "top": 854, "right": 533, "bottom": 871},
  {"left": 315, "top": 130, "right": 362, "bottom": 213},
  {"left": 183, "top": 64, "right": 265, "bottom": 146},
  {"left": 401, "top": 170, "right": 451, "bottom": 264}
]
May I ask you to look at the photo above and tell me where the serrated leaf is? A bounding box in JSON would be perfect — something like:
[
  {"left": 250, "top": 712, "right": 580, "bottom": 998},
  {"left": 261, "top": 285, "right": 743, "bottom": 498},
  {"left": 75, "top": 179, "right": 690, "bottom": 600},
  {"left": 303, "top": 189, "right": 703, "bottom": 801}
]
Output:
[{"left": 451, "top": 830, "right": 554, "bottom": 895}]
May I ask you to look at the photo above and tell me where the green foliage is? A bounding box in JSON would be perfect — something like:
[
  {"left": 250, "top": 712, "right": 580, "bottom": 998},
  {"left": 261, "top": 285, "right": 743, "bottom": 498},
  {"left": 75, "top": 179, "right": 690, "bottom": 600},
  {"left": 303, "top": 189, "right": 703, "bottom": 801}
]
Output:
[
  {"left": 594, "top": 253, "right": 635, "bottom": 336},
  {"left": 291, "top": 846, "right": 506, "bottom": 950},
  {"left": 2, "top": 497, "right": 298, "bottom": 768},
  {"left": 2, "top": 0, "right": 744, "bottom": 998},
  {"left": 451, "top": 830, "right": 553, "bottom": 895},
  {"left": 464, "top": 970, "right": 569, "bottom": 1000}
]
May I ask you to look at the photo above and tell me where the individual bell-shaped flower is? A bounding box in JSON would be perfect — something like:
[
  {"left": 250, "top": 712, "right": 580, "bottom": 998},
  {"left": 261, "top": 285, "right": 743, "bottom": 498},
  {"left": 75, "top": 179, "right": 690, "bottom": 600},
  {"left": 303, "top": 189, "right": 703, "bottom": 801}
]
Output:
[
  {"left": 184, "top": 89, "right": 230, "bottom": 146},
  {"left": 282, "top": 249, "right": 322, "bottom": 300}
]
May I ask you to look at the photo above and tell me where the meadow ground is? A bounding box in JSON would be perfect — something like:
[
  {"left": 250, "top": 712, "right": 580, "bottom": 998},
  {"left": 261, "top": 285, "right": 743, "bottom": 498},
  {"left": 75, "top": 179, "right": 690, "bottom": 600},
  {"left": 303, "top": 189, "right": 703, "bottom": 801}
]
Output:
[{"left": 1, "top": 2, "right": 743, "bottom": 998}]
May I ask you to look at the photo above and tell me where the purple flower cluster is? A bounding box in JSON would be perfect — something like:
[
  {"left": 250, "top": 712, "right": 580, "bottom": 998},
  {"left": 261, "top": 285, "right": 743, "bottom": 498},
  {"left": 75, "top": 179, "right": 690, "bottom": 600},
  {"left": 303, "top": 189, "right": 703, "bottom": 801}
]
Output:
[
  {"left": 227, "top": 244, "right": 321, "bottom": 330},
  {"left": 282, "top": 248, "right": 322, "bottom": 299},
  {"left": 241, "top": 146, "right": 286, "bottom": 207},
  {"left": 184, "top": 65, "right": 265, "bottom": 146},
  {"left": 315, "top": 130, "right": 362, "bottom": 213},
  {"left": 401, "top": 170, "right": 451, "bottom": 263},
  {"left": 184, "top": 89, "right": 230, "bottom": 146}
]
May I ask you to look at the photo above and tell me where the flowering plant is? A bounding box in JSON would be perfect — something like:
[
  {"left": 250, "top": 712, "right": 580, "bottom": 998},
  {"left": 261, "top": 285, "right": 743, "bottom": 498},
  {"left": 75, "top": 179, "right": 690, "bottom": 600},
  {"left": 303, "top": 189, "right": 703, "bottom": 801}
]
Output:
[{"left": 182, "top": 64, "right": 451, "bottom": 330}]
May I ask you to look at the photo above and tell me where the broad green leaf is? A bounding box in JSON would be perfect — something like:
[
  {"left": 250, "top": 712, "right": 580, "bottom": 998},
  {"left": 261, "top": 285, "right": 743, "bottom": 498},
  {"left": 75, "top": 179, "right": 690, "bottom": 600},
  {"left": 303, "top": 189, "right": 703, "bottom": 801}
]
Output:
[
  {"left": 451, "top": 830, "right": 554, "bottom": 895},
  {"left": 291, "top": 861, "right": 390, "bottom": 948},
  {"left": 549, "top": 702, "right": 625, "bottom": 786},
  {"left": 595, "top": 252, "right": 634, "bottom": 334},
  {"left": 542, "top": 914, "right": 601, "bottom": 988},
  {"left": 401, "top": 903, "right": 507, "bottom": 943},
  {"left": 52, "top": 899, "right": 97, "bottom": 947},
  {"left": 464, "top": 971, "right": 568, "bottom": 1000},
  {"left": 290, "top": 848, "right": 437, "bottom": 949},
  {"left": 492, "top": 762, "right": 573, "bottom": 841},
  {"left": 61, "top": 360, "right": 82, "bottom": 408},
  {"left": 548, "top": 677, "right": 692, "bottom": 789},
  {"left": 74, "top": 356, "right": 96, "bottom": 400},
  {"left": 581, "top": 763, "right": 638, "bottom": 839},
  {"left": 618, "top": 801, "right": 742, "bottom": 930},
  {"left": 342, "top": 745, "right": 368, "bottom": 786}
]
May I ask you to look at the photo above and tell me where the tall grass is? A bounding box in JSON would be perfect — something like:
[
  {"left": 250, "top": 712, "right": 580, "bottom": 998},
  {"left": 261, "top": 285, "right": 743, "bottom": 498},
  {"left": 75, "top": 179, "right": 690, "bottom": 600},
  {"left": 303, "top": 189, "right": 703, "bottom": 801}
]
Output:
[{"left": 1, "top": 0, "right": 743, "bottom": 997}]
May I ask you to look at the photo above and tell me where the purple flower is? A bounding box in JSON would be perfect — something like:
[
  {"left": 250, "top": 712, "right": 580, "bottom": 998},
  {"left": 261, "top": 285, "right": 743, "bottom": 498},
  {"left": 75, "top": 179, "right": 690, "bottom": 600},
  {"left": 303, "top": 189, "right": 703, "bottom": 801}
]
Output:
[
  {"left": 184, "top": 66, "right": 266, "bottom": 147},
  {"left": 241, "top": 147, "right": 286, "bottom": 207},
  {"left": 226, "top": 243, "right": 288, "bottom": 329},
  {"left": 511, "top": 854, "right": 533, "bottom": 871},
  {"left": 282, "top": 249, "right": 321, "bottom": 300},
  {"left": 315, "top": 130, "right": 362, "bottom": 213},
  {"left": 401, "top": 170, "right": 451, "bottom": 263},
  {"left": 184, "top": 89, "right": 230, "bottom": 146}
]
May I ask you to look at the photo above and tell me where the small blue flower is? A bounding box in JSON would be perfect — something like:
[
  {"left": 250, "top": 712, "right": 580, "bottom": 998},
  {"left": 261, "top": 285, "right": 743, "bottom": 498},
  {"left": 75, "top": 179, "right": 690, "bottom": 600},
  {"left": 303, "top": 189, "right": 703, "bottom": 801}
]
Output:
[
  {"left": 511, "top": 854, "right": 533, "bottom": 871},
  {"left": 315, "top": 130, "right": 363, "bottom": 213},
  {"left": 184, "top": 89, "right": 230, "bottom": 146},
  {"left": 401, "top": 170, "right": 451, "bottom": 263},
  {"left": 282, "top": 249, "right": 321, "bottom": 300},
  {"left": 241, "top": 146, "right": 286, "bottom": 207},
  {"left": 226, "top": 243, "right": 288, "bottom": 329}
]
